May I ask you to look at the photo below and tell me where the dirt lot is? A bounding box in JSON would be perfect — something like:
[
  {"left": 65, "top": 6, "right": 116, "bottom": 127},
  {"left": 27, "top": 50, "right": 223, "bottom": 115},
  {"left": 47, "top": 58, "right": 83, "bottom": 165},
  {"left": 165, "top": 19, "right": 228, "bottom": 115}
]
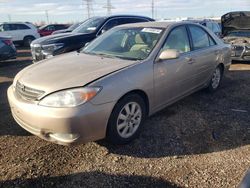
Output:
[{"left": 0, "top": 48, "right": 249, "bottom": 188}]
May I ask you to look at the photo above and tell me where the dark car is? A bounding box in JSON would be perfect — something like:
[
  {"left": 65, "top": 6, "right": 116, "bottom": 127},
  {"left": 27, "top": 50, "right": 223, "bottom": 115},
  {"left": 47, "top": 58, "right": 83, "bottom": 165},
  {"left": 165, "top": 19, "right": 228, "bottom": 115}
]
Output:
[
  {"left": 222, "top": 11, "right": 250, "bottom": 61},
  {"left": 52, "top": 21, "right": 86, "bottom": 35},
  {"left": 0, "top": 36, "right": 16, "bottom": 61},
  {"left": 187, "top": 19, "right": 222, "bottom": 37},
  {"left": 38, "top": 24, "right": 69, "bottom": 37},
  {"left": 30, "top": 15, "right": 154, "bottom": 62}
]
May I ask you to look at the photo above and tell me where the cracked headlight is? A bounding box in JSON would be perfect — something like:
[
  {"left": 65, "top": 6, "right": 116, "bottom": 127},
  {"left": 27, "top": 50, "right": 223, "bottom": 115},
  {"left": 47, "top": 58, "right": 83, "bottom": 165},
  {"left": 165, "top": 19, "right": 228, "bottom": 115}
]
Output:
[{"left": 39, "top": 87, "right": 101, "bottom": 107}]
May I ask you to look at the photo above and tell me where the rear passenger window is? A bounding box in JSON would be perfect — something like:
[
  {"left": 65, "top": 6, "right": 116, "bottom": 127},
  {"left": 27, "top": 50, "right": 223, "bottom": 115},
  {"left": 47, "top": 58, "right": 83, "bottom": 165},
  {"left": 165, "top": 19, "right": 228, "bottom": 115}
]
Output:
[
  {"left": 189, "top": 25, "right": 211, "bottom": 50},
  {"left": 16, "top": 24, "right": 30, "bottom": 30},
  {"left": 163, "top": 26, "right": 190, "bottom": 53}
]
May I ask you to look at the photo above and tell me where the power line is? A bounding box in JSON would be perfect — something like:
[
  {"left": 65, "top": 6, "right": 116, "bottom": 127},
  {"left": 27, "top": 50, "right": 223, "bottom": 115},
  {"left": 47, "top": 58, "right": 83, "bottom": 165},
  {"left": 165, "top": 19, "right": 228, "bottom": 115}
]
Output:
[
  {"left": 151, "top": 0, "right": 154, "bottom": 19},
  {"left": 45, "top": 10, "right": 49, "bottom": 24},
  {"left": 103, "top": 0, "right": 115, "bottom": 16},
  {"left": 83, "top": 0, "right": 93, "bottom": 18}
]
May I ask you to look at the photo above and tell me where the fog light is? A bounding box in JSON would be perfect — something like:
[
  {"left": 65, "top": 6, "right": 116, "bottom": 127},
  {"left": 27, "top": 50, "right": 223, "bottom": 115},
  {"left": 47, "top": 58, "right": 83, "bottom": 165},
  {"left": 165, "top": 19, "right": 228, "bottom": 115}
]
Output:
[{"left": 50, "top": 133, "right": 79, "bottom": 143}]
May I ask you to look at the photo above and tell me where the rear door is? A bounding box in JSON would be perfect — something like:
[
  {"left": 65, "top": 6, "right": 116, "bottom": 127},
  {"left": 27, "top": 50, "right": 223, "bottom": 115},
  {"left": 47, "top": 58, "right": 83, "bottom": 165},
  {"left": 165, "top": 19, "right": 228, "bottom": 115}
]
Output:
[
  {"left": 15, "top": 24, "right": 31, "bottom": 40},
  {"left": 187, "top": 24, "right": 219, "bottom": 86}
]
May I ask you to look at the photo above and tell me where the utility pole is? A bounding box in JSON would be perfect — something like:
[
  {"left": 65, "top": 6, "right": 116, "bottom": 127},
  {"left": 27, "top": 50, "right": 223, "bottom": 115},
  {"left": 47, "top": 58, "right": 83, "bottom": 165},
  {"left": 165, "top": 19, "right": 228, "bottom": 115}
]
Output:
[
  {"left": 45, "top": 10, "right": 49, "bottom": 24},
  {"left": 83, "top": 0, "right": 93, "bottom": 18},
  {"left": 103, "top": 0, "right": 114, "bottom": 16},
  {"left": 151, "top": 0, "right": 154, "bottom": 19},
  {"left": 7, "top": 14, "right": 11, "bottom": 22}
]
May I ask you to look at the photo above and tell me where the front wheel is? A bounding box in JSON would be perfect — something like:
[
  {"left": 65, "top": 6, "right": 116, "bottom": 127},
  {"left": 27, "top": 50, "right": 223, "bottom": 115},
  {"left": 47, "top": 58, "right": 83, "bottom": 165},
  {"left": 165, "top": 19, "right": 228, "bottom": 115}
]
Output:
[
  {"left": 207, "top": 66, "right": 223, "bottom": 92},
  {"left": 106, "top": 94, "right": 146, "bottom": 145},
  {"left": 23, "top": 36, "right": 35, "bottom": 47}
]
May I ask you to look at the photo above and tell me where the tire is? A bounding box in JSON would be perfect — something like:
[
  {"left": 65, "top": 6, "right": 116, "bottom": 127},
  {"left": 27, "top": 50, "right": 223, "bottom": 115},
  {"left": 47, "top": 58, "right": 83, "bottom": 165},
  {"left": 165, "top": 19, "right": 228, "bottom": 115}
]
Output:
[
  {"left": 23, "top": 36, "right": 35, "bottom": 47},
  {"left": 207, "top": 65, "right": 223, "bottom": 92},
  {"left": 106, "top": 94, "right": 146, "bottom": 145}
]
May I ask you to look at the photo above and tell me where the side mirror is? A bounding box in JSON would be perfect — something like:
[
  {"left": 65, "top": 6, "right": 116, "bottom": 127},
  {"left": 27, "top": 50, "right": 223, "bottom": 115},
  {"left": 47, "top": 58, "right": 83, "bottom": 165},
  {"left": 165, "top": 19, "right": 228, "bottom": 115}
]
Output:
[
  {"left": 101, "top": 29, "right": 106, "bottom": 34},
  {"left": 84, "top": 42, "right": 89, "bottom": 47},
  {"left": 157, "top": 49, "right": 180, "bottom": 61}
]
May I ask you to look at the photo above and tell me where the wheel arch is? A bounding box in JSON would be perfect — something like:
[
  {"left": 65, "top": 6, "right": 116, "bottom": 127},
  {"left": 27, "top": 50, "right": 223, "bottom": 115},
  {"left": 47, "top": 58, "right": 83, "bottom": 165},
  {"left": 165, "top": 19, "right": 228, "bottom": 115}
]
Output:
[{"left": 115, "top": 89, "right": 150, "bottom": 117}]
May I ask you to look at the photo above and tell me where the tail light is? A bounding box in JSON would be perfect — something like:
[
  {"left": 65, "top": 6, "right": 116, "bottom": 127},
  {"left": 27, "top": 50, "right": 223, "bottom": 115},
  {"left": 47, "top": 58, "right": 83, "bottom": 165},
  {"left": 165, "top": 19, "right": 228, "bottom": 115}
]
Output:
[{"left": 3, "top": 39, "right": 13, "bottom": 46}]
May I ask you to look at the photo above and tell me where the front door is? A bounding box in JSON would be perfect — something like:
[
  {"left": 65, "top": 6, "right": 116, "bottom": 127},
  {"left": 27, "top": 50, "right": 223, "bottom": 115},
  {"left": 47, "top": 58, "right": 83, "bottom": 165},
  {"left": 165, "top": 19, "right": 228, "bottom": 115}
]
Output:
[{"left": 153, "top": 25, "right": 197, "bottom": 109}]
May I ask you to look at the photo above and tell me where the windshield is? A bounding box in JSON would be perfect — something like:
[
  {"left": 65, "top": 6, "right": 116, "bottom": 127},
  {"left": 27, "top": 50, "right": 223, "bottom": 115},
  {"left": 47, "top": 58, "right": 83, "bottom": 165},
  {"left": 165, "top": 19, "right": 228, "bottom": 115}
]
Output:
[
  {"left": 72, "top": 17, "right": 105, "bottom": 34},
  {"left": 227, "top": 31, "right": 250, "bottom": 38},
  {"left": 82, "top": 27, "right": 164, "bottom": 61},
  {"left": 68, "top": 22, "right": 82, "bottom": 30}
]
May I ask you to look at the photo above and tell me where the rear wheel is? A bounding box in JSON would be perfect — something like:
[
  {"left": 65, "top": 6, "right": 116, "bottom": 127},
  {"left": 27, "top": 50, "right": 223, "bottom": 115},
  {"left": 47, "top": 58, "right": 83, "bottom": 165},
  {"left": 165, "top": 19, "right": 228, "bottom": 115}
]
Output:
[
  {"left": 23, "top": 36, "right": 35, "bottom": 47},
  {"left": 106, "top": 94, "right": 146, "bottom": 145},
  {"left": 207, "top": 66, "right": 223, "bottom": 92}
]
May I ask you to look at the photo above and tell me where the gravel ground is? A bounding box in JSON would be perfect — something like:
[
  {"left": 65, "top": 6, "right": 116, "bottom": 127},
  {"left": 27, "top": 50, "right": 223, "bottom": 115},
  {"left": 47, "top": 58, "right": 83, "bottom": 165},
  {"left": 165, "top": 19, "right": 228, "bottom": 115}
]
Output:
[{"left": 0, "top": 48, "right": 249, "bottom": 188}]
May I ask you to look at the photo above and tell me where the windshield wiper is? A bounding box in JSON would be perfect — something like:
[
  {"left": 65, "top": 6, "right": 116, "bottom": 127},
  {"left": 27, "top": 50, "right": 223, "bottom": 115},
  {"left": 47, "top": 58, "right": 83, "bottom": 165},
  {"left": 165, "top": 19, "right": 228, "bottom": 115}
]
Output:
[{"left": 114, "top": 56, "right": 142, "bottom": 61}]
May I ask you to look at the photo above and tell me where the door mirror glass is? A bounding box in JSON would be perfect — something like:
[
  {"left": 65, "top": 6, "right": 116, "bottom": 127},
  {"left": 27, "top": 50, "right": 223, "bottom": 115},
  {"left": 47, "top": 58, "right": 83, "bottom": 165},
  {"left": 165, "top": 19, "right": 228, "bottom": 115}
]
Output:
[
  {"left": 158, "top": 49, "right": 180, "bottom": 61},
  {"left": 101, "top": 29, "right": 106, "bottom": 34},
  {"left": 84, "top": 42, "right": 89, "bottom": 47}
]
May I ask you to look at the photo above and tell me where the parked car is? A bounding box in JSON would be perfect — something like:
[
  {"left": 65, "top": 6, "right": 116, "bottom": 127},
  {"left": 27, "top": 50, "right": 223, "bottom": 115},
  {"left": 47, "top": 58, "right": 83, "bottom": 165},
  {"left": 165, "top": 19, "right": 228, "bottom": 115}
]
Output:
[
  {"left": 38, "top": 24, "right": 69, "bottom": 37},
  {"left": 187, "top": 19, "right": 222, "bottom": 37},
  {"left": 52, "top": 21, "right": 86, "bottom": 35},
  {"left": 8, "top": 22, "right": 231, "bottom": 145},
  {"left": 0, "top": 22, "right": 39, "bottom": 47},
  {"left": 30, "top": 15, "right": 154, "bottom": 62},
  {"left": 222, "top": 11, "right": 250, "bottom": 61},
  {"left": 0, "top": 36, "right": 16, "bottom": 61}
]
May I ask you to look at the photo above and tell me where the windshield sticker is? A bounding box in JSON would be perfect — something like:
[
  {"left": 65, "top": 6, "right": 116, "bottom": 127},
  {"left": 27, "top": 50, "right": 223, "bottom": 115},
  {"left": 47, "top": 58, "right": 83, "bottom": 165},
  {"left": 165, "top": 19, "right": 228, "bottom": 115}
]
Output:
[
  {"left": 87, "top": 27, "right": 96, "bottom": 30},
  {"left": 141, "top": 28, "right": 162, "bottom": 34}
]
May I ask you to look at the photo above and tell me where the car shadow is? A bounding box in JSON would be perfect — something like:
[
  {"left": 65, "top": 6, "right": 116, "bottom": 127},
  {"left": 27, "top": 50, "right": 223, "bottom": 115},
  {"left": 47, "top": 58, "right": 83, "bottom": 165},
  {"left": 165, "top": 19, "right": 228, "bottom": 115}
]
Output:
[
  {"left": 0, "top": 171, "right": 178, "bottom": 188},
  {"left": 98, "top": 71, "right": 250, "bottom": 158}
]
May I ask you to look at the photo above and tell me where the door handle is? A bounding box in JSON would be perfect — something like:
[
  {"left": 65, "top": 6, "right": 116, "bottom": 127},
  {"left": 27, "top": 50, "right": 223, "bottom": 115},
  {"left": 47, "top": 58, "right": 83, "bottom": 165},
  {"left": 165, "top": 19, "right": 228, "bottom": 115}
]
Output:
[{"left": 185, "top": 57, "right": 195, "bottom": 64}]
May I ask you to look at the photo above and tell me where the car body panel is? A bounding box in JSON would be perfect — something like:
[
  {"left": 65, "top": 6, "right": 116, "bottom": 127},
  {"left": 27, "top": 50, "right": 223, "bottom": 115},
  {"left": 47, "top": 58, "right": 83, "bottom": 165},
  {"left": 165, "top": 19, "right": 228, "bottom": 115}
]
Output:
[
  {"left": 8, "top": 22, "right": 231, "bottom": 145},
  {"left": 14, "top": 52, "right": 137, "bottom": 96}
]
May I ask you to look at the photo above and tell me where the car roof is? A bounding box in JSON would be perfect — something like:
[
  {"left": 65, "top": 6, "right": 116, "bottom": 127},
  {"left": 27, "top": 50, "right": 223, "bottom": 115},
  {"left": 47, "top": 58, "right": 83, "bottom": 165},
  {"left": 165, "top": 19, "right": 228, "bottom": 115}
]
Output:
[
  {"left": 0, "top": 22, "right": 32, "bottom": 25},
  {"left": 116, "top": 21, "right": 198, "bottom": 29},
  {"left": 107, "top": 15, "right": 154, "bottom": 20},
  {"left": 90, "top": 15, "right": 154, "bottom": 21}
]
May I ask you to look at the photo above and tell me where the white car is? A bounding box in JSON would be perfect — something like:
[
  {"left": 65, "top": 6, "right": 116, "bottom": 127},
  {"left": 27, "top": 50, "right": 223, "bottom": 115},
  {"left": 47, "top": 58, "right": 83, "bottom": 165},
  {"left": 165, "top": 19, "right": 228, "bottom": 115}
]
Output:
[{"left": 0, "top": 22, "right": 40, "bottom": 47}]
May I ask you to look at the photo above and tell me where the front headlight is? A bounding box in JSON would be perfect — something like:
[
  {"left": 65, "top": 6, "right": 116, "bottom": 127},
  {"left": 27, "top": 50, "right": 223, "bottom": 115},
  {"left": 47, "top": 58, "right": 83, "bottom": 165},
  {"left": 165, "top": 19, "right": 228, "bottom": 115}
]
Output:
[
  {"left": 41, "top": 43, "right": 64, "bottom": 54},
  {"left": 39, "top": 87, "right": 101, "bottom": 107}
]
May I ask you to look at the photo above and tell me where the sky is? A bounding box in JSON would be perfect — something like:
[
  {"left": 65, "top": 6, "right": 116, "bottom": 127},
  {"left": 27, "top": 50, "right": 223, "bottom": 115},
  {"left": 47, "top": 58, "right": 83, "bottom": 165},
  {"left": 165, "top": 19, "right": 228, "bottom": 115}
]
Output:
[{"left": 0, "top": 0, "right": 249, "bottom": 23}]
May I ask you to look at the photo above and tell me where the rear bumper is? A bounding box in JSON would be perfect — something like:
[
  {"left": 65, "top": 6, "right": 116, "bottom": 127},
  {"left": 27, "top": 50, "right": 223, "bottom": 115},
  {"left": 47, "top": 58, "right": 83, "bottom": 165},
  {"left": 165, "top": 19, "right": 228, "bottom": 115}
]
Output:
[
  {"left": 7, "top": 85, "right": 115, "bottom": 145},
  {"left": 0, "top": 46, "right": 16, "bottom": 61}
]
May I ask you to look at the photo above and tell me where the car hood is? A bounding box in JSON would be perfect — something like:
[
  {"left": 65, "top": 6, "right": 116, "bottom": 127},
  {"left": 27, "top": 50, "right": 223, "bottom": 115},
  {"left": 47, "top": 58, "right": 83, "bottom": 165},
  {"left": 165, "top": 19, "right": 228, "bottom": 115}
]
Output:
[
  {"left": 31, "top": 32, "right": 90, "bottom": 45},
  {"left": 223, "top": 36, "right": 250, "bottom": 46},
  {"left": 221, "top": 11, "right": 250, "bottom": 36},
  {"left": 15, "top": 52, "right": 137, "bottom": 95},
  {"left": 53, "top": 29, "right": 72, "bottom": 35}
]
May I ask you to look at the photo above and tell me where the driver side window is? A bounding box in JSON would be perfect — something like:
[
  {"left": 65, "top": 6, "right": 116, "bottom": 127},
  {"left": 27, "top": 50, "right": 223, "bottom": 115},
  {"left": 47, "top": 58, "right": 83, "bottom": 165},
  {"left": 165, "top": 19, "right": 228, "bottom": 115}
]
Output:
[{"left": 163, "top": 26, "right": 190, "bottom": 53}]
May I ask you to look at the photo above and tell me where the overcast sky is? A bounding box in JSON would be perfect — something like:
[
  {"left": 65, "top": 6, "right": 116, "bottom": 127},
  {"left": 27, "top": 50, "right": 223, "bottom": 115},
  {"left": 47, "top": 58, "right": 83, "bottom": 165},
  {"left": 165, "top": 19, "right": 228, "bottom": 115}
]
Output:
[{"left": 0, "top": 0, "right": 249, "bottom": 23}]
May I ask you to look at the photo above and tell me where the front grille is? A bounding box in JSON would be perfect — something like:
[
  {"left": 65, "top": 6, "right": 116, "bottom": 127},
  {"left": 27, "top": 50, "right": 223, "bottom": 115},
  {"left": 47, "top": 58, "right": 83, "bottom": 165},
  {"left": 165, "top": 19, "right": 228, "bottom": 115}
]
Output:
[
  {"left": 15, "top": 81, "right": 45, "bottom": 101},
  {"left": 232, "top": 45, "right": 244, "bottom": 57}
]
